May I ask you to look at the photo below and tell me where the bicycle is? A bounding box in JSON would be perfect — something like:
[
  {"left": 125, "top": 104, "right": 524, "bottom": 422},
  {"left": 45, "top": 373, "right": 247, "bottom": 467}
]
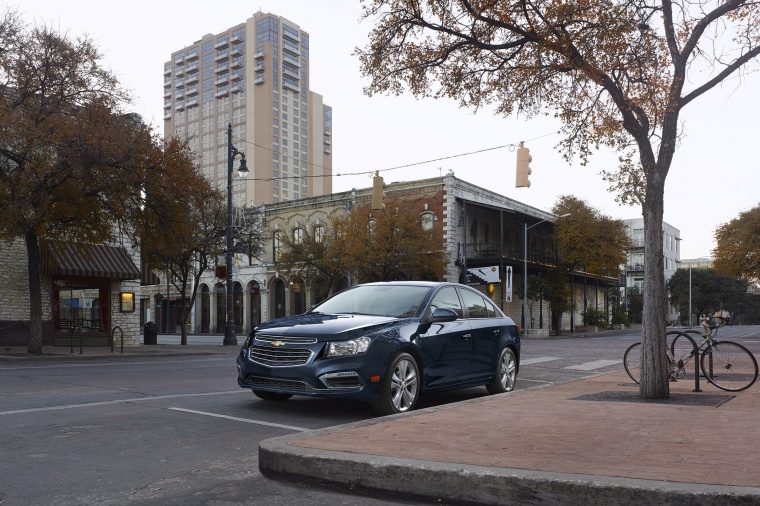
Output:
[{"left": 623, "top": 316, "right": 758, "bottom": 392}]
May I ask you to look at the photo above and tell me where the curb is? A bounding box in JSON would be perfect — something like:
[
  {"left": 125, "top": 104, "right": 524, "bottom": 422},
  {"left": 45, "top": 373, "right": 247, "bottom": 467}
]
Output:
[{"left": 259, "top": 425, "right": 760, "bottom": 506}]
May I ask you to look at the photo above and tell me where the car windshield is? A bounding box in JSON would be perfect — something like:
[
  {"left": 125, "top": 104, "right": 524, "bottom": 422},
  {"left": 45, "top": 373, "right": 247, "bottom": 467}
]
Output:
[{"left": 310, "top": 285, "right": 432, "bottom": 318}]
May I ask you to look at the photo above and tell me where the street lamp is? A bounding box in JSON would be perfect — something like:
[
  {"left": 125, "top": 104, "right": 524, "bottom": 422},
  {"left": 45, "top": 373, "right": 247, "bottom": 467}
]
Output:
[
  {"left": 523, "top": 213, "right": 571, "bottom": 332},
  {"left": 224, "top": 123, "right": 248, "bottom": 346},
  {"left": 686, "top": 256, "right": 710, "bottom": 327}
]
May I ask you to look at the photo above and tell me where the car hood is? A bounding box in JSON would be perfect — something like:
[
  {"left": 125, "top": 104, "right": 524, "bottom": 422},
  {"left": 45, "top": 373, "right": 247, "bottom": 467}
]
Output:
[{"left": 251, "top": 313, "right": 407, "bottom": 340}]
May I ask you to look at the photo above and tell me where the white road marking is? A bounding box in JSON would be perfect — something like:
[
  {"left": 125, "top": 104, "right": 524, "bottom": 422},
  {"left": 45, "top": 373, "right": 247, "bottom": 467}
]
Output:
[
  {"left": 520, "top": 357, "right": 561, "bottom": 366},
  {"left": 565, "top": 359, "right": 622, "bottom": 371},
  {"left": 0, "top": 391, "right": 242, "bottom": 416},
  {"left": 169, "top": 407, "right": 309, "bottom": 432}
]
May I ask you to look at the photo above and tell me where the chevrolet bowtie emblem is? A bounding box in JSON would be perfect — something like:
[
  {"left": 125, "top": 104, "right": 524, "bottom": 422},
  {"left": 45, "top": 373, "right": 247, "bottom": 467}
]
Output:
[{"left": 271, "top": 340, "right": 285, "bottom": 347}]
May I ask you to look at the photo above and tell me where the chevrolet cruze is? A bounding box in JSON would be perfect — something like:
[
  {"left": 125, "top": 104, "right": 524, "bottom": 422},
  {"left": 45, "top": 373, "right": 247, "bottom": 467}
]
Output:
[{"left": 237, "top": 281, "right": 520, "bottom": 415}]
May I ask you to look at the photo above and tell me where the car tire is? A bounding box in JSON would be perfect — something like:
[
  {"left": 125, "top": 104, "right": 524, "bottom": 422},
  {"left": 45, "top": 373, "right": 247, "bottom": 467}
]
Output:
[
  {"left": 371, "top": 352, "right": 420, "bottom": 416},
  {"left": 252, "top": 390, "right": 293, "bottom": 401},
  {"left": 486, "top": 347, "right": 517, "bottom": 394}
]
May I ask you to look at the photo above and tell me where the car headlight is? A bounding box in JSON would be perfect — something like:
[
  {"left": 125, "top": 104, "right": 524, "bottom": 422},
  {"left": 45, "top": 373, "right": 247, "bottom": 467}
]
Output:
[{"left": 325, "top": 336, "right": 372, "bottom": 357}]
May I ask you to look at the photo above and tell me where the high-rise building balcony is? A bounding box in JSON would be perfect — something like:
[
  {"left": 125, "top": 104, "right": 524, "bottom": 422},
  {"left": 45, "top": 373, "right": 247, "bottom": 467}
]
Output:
[
  {"left": 186, "top": 96, "right": 199, "bottom": 107},
  {"left": 186, "top": 84, "right": 199, "bottom": 95},
  {"left": 186, "top": 73, "right": 198, "bottom": 84},
  {"left": 215, "top": 63, "right": 229, "bottom": 73},
  {"left": 175, "top": 101, "right": 185, "bottom": 111},
  {"left": 215, "top": 37, "right": 229, "bottom": 49},
  {"left": 254, "top": 50, "right": 264, "bottom": 59},
  {"left": 164, "top": 65, "right": 171, "bottom": 76},
  {"left": 163, "top": 110, "right": 171, "bottom": 119},
  {"left": 215, "top": 75, "right": 228, "bottom": 85},
  {"left": 163, "top": 88, "right": 171, "bottom": 98},
  {"left": 186, "top": 49, "right": 199, "bottom": 60},
  {"left": 175, "top": 78, "right": 184, "bottom": 88},
  {"left": 282, "top": 53, "right": 300, "bottom": 66},
  {"left": 231, "top": 71, "right": 244, "bottom": 81},
  {"left": 186, "top": 61, "right": 199, "bottom": 71},
  {"left": 216, "top": 50, "right": 229, "bottom": 61},
  {"left": 232, "top": 56, "right": 245, "bottom": 68},
  {"left": 175, "top": 66, "right": 185, "bottom": 77}
]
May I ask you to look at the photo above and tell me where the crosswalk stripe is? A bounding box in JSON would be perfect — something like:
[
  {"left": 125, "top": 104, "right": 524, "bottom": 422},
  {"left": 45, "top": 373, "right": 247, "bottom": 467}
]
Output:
[{"left": 521, "top": 357, "right": 561, "bottom": 366}]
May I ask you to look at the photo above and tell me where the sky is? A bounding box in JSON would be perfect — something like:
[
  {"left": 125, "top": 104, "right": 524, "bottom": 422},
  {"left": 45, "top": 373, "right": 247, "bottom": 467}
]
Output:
[{"left": 16, "top": 0, "right": 760, "bottom": 260}]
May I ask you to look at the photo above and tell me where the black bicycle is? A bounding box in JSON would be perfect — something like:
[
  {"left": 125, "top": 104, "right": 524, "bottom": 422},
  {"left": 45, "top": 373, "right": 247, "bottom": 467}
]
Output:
[{"left": 624, "top": 316, "right": 758, "bottom": 392}]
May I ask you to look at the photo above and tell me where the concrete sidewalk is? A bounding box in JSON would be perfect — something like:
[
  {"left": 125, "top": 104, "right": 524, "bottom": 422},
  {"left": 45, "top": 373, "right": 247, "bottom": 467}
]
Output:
[{"left": 260, "top": 371, "right": 760, "bottom": 505}]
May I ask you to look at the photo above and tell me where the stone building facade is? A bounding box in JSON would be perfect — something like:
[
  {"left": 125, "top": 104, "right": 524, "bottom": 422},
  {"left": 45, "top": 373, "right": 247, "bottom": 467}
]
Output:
[{"left": 0, "top": 237, "right": 143, "bottom": 347}]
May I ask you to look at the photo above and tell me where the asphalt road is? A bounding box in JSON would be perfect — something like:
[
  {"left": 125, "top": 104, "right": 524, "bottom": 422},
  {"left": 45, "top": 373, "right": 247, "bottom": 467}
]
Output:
[{"left": 1, "top": 326, "right": 758, "bottom": 505}]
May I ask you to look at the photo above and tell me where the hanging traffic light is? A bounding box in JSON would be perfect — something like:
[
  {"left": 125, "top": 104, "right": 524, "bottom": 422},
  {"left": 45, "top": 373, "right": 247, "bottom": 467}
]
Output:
[
  {"left": 515, "top": 144, "right": 532, "bottom": 188},
  {"left": 372, "top": 172, "right": 386, "bottom": 211}
]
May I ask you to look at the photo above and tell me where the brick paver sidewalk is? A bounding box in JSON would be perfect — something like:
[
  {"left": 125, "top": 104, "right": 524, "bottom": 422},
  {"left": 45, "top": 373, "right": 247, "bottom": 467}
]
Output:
[{"left": 291, "top": 371, "right": 760, "bottom": 488}]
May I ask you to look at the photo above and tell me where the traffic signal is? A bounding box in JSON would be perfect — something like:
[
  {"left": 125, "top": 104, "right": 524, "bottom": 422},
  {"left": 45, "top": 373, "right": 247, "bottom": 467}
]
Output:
[
  {"left": 515, "top": 144, "right": 532, "bottom": 188},
  {"left": 372, "top": 172, "right": 386, "bottom": 211},
  {"left": 215, "top": 265, "right": 227, "bottom": 278}
]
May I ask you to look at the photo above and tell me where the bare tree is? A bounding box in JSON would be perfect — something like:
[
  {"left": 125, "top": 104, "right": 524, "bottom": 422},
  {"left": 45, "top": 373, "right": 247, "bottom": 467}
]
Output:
[{"left": 357, "top": 0, "right": 760, "bottom": 398}]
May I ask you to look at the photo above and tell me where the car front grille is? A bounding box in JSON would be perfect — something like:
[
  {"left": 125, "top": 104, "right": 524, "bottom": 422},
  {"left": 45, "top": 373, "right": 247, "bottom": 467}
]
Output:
[
  {"left": 255, "top": 334, "right": 317, "bottom": 344},
  {"left": 244, "top": 375, "right": 311, "bottom": 391},
  {"left": 249, "top": 344, "right": 313, "bottom": 366}
]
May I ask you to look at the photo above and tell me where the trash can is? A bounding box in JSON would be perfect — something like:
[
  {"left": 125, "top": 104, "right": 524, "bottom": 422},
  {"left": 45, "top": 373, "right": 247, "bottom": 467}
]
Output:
[{"left": 144, "top": 321, "right": 157, "bottom": 345}]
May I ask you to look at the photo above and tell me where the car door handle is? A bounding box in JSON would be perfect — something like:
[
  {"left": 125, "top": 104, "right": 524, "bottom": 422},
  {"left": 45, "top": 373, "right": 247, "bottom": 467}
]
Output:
[
  {"left": 462, "top": 334, "right": 471, "bottom": 340},
  {"left": 492, "top": 329, "right": 500, "bottom": 334}
]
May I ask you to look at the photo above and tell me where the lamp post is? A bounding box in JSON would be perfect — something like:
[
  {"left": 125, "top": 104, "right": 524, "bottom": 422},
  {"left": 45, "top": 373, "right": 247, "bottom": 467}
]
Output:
[
  {"left": 523, "top": 213, "right": 571, "bottom": 332},
  {"left": 686, "top": 256, "right": 710, "bottom": 327},
  {"left": 224, "top": 123, "right": 248, "bottom": 346}
]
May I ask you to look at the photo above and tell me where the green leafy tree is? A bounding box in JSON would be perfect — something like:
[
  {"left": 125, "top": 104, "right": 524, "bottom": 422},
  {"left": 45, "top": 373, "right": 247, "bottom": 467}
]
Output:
[
  {"left": 526, "top": 273, "right": 548, "bottom": 329},
  {"left": 0, "top": 12, "right": 154, "bottom": 353},
  {"left": 713, "top": 204, "right": 760, "bottom": 284},
  {"left": 357, "top": 0, "right": 760, "bottom": 398},
  {"left": 551, "top": 196, "right": 631, "bottom": 277},
  {"left": 667, "top": 268, "right": 748, "bottom": 325},
  {"left": 544, "top": 268, "right": 571, "bottom": 335}
]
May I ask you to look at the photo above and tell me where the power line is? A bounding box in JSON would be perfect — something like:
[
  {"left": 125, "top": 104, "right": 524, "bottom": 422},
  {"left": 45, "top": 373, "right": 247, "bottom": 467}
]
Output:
[{"left": 227, "top": 130, "right": 559, "bottom": 182}]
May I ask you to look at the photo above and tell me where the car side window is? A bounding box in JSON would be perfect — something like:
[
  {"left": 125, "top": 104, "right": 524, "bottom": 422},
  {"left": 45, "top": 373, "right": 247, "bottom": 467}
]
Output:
[
  {"left": 459, "top": 288, "right": 489, "bottom": 319},
  {"left": 429, "top": 287, "right": 463, "bottom": 318}
]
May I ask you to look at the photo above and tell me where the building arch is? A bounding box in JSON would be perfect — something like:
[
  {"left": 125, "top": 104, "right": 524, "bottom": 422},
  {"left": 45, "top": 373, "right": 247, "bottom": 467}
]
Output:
[
  {"left": 200, "top": 284, "right": 210, "bottom": 333},
  {"left": 289, "top": 276, "right": 306, "bottom": 315},
  {"left": 249, "top": 280, "right": 262, "bottom": 328},
  {"left": 269, "top": 277, "right": 286, "bottom": 319}
]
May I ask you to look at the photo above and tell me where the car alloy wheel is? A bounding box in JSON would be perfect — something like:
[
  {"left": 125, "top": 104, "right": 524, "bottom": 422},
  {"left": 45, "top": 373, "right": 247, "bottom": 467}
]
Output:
[
  {"left": 487, "top": 347, "right": 516, "bottom": 394},
  {"left": 372, "top": 352, "right": 420, "bottom": 415}
]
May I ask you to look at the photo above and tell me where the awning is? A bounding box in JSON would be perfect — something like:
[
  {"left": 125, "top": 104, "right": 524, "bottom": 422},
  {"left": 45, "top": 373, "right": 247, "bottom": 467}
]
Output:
[
  {"left": 141, "top": 262, "right": 161, "bottom": 285},
  {"left": 42, "top": 242, "right": 140, "bottom": 280}
]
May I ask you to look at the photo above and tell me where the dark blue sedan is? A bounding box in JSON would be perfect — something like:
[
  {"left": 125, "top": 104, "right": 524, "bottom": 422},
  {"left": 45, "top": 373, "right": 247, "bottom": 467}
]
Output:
[{"left": 237, "top": 281, "right": 520, "bottom": 415}]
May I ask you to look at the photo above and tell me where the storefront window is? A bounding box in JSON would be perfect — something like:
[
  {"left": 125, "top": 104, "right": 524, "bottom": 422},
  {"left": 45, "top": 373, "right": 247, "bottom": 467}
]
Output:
[{"left": 54, "top": 278, "right": 109, "bottom": 333}]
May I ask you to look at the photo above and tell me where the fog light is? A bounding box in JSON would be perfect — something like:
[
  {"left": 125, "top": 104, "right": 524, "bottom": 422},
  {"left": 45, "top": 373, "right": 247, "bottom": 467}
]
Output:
[{"left": 370, "top": 375, "right": 381, "bottom": 383}]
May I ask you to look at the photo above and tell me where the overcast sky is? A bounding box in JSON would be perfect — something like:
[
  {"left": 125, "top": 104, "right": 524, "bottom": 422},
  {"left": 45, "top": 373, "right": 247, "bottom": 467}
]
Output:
[{"left": 16, "top": 0, "right": 760, "bottom": 260}]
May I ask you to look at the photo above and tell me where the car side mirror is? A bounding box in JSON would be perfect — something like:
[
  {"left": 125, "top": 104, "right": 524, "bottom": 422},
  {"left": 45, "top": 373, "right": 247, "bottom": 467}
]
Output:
[{"left": 430, "top": 307, "right": 458, "bottom": 323}]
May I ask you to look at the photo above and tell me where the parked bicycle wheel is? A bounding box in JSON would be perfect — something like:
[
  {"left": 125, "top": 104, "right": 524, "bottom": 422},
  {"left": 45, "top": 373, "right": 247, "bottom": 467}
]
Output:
[
  {"left": 701, "top": 341, "right": 759, "bottom": 392},
  {"left": 623, "top": 342, "right": 641, "bottom": 384}
]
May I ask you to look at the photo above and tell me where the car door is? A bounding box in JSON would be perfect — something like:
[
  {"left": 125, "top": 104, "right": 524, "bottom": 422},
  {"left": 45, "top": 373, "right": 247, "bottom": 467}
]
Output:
[
  {"left": 458, "top": 287, "right": 501, "bottom": 379},
  {"left": 417, "top": 286, "right": 473, "bottom": 388}
]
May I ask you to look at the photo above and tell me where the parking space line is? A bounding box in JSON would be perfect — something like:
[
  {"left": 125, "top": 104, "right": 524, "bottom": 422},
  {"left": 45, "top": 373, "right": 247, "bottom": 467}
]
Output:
[
  {"left": 565, "top": 359, "right": 622, "bottom": 371},
  {"left": 0, "top": 391, "right": 242, "bottom": 416},
  {"left": 169, "top": 407, "right": 309, "bottom": 432}
]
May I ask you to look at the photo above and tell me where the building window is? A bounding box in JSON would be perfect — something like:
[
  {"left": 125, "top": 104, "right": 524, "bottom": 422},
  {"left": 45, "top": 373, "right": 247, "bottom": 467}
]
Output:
[
  {"left": 314, "top": 225, "right": 325, "bottom": 243},
  {"left": 421, "top": 212, "right": 435, "bottom": 231},
  {"left": 293, "top": 228, "right": 304, "bottom": 244},
  {"left": 273, "top": 230, "right": 283, "bottom": 262}
]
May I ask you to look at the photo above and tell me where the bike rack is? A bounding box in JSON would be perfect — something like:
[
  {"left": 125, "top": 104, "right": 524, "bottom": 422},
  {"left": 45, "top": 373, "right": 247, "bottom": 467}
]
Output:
[
  {"left": 111, "top": 326, "right": 124, "bottom": 354},
  {"left": 666, "top": 330, "right": 700, "bottom": 392}
]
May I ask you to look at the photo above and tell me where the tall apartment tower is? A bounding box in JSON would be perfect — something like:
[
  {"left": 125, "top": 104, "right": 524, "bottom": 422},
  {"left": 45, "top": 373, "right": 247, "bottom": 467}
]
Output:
[{"left": 163, "top": 12, "right": 333, "bottom": 207}]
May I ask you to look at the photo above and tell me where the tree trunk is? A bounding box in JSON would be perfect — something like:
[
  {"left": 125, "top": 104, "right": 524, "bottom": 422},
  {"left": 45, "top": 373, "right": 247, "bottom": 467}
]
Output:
[
  {"left": 25, "top": 230, "right": 43, "bottom": 354},
  {"left": 639, "top": 176, "right": 670, "bottom": 399}
]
